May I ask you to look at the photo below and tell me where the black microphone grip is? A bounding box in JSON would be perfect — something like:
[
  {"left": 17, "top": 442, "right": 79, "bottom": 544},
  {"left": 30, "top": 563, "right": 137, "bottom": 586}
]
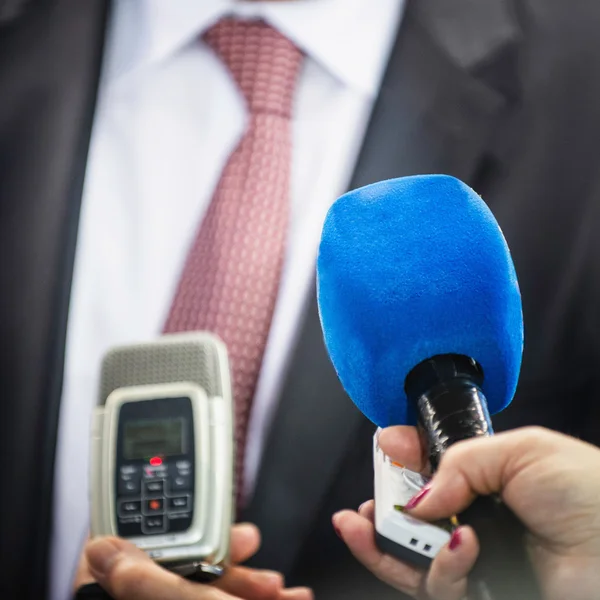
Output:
[
  {"left": 461, "top": 495, "right": 540, "bottom": 600},
  {"left": 405, "top": 355, "right": 543, "bottom": 600}
]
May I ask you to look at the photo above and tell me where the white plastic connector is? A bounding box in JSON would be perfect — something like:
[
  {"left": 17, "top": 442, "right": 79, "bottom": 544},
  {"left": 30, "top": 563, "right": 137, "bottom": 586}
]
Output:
[{"left": 373, "top": 431, "right": 451, "bottom": 565}]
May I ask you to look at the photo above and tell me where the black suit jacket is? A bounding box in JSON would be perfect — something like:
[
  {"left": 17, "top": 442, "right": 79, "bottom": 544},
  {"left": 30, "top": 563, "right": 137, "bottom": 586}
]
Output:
[{"left": 3, "top": 1, "right": 600, "bottom": 599}]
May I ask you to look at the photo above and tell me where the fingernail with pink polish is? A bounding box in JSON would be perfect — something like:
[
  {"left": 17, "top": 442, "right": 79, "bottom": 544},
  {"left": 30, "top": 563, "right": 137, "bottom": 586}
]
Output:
[
  {"left": 449, "top": 528, "right": 462, "bottom": 551},
  {"left": 404, "top": 484, "right": 431, "bottom": 510}
]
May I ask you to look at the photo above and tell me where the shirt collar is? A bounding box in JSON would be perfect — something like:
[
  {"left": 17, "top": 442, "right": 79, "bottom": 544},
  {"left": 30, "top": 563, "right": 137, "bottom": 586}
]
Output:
[{"left": 104, "top": 0, "right": 405, "bottom": 98}]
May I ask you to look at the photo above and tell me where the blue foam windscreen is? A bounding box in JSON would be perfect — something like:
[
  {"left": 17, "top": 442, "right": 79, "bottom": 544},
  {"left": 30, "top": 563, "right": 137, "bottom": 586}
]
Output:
[{"left": 317, "top": 175, "right": 523, "bottom": 428}]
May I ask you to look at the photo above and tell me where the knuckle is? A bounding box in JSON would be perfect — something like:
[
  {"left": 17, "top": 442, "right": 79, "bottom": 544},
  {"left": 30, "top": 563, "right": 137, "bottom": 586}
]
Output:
[
  {"left": 109, "top": 558, "right": 149, "bottom": 597},
  {"left": 514, "top": 426, "right": 555, "bottom": 451},
  {"left": 440, "top": 442, "right": 469, "bottom": 468},
  {"left": 377, "top": 554, "right": 422, "bottom": 596},
  {"left": 426, "top": 563, "right": 464, "bottom": 600},
  {"left": 519, "top": 425, "right": 550, "bottom": 441},
  {"left": 204, "top": 588, "right": 230, "bottom": 600},
  {"left": 426, "top": 577, "right": 451, "bottom": 600},
  {"left": 172, "top": 569, "right": 214, "bottom": 600}
]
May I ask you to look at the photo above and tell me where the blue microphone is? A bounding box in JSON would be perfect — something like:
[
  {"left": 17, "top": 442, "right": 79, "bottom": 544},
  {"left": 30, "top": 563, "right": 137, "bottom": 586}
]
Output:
[{"left": 317, "top": 175, "right": 540, "bottom": 600}]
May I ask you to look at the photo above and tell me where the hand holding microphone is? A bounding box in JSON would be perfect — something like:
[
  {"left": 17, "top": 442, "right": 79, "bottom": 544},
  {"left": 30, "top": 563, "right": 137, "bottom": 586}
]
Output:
[
  {"left": 317, "top": 175, "right": 538, "bottom": 598},
  {"left": 336, "top": 426, "right": 600, "bottom": 600}
]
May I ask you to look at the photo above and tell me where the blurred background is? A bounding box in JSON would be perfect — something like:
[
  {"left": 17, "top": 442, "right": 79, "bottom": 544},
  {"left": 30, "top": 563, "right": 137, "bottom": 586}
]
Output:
[{"left": 2, "top": 1, "right": 600, "bottom": 599}]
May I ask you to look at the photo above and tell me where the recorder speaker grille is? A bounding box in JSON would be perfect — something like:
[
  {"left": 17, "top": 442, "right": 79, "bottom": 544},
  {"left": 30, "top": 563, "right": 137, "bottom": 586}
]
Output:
[{"left": 99, "top": 334, "right": 223, "bottom": 404}]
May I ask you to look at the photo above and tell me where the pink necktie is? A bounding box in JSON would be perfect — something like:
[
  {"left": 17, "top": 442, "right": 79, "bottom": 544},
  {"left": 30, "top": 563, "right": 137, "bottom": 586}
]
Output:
[{"left": 164, "top": 18, "right": 303, "bottom": 508}]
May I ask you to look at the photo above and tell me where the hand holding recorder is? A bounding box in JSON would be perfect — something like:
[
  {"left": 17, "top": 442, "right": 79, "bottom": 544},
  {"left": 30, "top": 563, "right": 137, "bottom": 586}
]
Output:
[
  {"left": 336, "top": 426, "right": 600, "bottom": 600},
  {"left": 74, "top": 523, "right": 313, "bottom": 600},
  {"left": 76, "top": 333, "right": 312, "bottom": 600}
]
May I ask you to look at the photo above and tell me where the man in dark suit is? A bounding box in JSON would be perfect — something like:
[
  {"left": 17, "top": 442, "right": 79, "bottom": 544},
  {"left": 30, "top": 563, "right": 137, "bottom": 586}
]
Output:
[{"left": 2, "top": 1, "right": 600, "bottom": 599}]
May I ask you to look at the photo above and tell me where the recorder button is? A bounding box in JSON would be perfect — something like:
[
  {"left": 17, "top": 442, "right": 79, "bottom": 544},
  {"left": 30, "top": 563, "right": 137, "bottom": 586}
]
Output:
[
  {"left": 120, "top": 464, "right": 139, "bottom": 475},
  {"left": 143, "top": 516, "right": 166, "bottom": 534},
  {"left": 144, "top": 498, "right": 165, "bottom": 514},
  {"left": 144, "top": 465, "right": 167, "bottom": 479},
  {"left": 168, "top": 495, "right": 190, "bottom": 512},
  {"left": 119, "top": 476, "right": 141, "bottom": 496},
  {"left": 170, "top": 462, "right": 192, "bottom": 477},
  {"left": 144, "top": 479, "right": 164, "bottom": 494},
  {"left": 167, "top": 512, "right": 192, "bottom": 533},
  {"left": 118, "top": 499, "right": 141, "bottom": 517},
  {"left": 171, "top": 474, "right": 191, "bottom": 492},
  {"left": 117, "top": 516, "right": 143, "bottom": 538}
]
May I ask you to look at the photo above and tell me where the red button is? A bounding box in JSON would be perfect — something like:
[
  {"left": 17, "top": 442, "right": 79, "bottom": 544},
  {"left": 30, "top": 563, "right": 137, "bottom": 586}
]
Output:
[{"left": 145, "top": 498, "right": 164, "bottom": 513}]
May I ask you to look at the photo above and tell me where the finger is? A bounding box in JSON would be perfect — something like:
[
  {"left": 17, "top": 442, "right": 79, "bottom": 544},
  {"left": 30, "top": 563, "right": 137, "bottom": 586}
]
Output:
[
  {"left": 358, "top": 500, "right": 374, "bottom": 522},
  {"left": 73, "top": 535, "right": 95, "bottom": 591},
  {"left": 213, "top": 566, "right": 283, "bottom": 600},
  {"left": 425, "top": 527, "right": 479, "bottom": 600},
  {"left": 404, "top": 428, "right": 555, "bottom": 522},
  {"left": 333, "top": 510, "right": 423, "bottom": 597},
  {"left": 230, "top": 522, "right": 261, "bottom": 564},
  {"left": 279, "top": 587, "right": 314, "bottom": 600},
  {"left": 85, "top": 537, "right": 234, "bottom": 600},
  {"left": 73, "top": 549, "right": 95, "bottom": 590},
  {"left": 378, "top": 427, "right": 429, "bottom": 473}
]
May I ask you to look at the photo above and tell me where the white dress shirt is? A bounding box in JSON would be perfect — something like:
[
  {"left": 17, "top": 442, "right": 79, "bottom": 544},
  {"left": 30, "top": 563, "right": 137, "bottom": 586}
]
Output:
[{"left": 51, "top": 1, "right": 405, "bottom": 598}]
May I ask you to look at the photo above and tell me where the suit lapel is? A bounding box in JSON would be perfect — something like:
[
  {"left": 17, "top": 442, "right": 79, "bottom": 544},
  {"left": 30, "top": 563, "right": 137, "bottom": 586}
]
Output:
[
  {"left": 243, "top": 0, "right": 522, "bottom": 575},
  {"left": 0, "top": 2, "right": 110, "bottom": 598}
]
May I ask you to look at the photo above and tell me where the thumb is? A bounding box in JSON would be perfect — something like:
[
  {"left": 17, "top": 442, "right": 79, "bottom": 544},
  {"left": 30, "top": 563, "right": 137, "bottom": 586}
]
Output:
[
  {"left": 404, "top": 427, "right": 554, "bottom": 522},
  {"left": 85, "top": 537, "right": 231, "bottom": 600}
]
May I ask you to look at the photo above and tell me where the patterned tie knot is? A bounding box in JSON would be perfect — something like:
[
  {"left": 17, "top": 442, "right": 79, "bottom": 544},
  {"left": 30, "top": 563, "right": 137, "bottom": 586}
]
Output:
[{"left": 204, "top": 18, "right": 303, "bottom": 118}]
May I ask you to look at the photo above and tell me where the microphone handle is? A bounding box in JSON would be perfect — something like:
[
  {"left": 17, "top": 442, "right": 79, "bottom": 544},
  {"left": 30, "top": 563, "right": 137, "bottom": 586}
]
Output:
[
  {"left": 406, "top": 354, "right": 543, "bottom": 600},
  {"left": 460, "top": 495, "right": 540, "bottom": 600}
]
